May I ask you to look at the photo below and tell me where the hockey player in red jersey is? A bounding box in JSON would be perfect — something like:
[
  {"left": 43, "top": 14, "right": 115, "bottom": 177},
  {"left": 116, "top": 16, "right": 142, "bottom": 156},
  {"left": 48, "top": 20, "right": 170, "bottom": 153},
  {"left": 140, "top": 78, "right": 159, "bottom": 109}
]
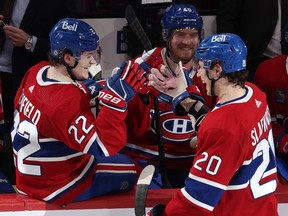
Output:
[
  {"left": 146, "top": 33, "right": 278, "bottom": 216},
  {"left": 123, "top": 3, "right": 213, "bottom": 189},
  {"left": 254, "top": 55, "right": 288, "bottom": 184},
  {"left": 11, "top": 18, "right": 148, "bottom": 205}
]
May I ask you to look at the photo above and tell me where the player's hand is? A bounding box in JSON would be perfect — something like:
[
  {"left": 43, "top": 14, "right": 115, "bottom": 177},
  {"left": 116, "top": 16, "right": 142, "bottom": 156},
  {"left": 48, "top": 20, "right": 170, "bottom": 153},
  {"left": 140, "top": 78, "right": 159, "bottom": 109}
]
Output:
[
  {"left": 147, "top": 61, "right": 190, "bottom": 103},
  {"left": 100, "top": 60, "right": 148, "bottom": 112},
  {"left": 148, "top": 61, "right": 191, "bottom": 98},
  {"left": 146, "top": 65, "right": 173, "bottom": 103},
  {"left": 3, "top": 25, "right": 30, "bottom": 47},
  {"left": 106, "top": 60, "right": 148, "bottom": 101},
  {"left": 78, "top": 78, "right": 102, "bottom": 99},
  {"left": 148, "top": 61, "right": 204, "bottom": 116},
  {"left": 146, "top": 204, "right": 166, "bottom": 216}
]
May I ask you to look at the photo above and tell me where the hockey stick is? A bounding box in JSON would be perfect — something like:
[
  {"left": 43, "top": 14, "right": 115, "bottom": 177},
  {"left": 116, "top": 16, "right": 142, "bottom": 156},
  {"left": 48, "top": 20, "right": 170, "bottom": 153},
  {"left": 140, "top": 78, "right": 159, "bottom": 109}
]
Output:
[
  {"left": 135, "top": 165, "right": 155, "bottom": 216},
  {"left": 125, "top": 5, "right": 152, "bottom": 52},
  {"left": 125, "top": 5, "right": 170, "bottom": 189}
]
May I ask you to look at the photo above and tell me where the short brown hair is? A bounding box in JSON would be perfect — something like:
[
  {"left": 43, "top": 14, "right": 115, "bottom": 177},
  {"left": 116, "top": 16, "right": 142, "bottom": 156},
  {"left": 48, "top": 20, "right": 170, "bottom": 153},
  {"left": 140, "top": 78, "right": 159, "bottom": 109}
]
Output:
[
  {"left": 211, "top": 60, "right": 248, "bottom": 88},
  {"left": 48, "top": 49, "right": 73, "bottom": 66}
]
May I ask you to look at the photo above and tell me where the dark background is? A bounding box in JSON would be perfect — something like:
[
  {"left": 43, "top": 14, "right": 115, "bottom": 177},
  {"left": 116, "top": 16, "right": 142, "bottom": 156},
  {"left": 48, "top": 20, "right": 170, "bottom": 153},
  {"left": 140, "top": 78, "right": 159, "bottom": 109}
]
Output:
[{"left": 74, "top": 0, "right": 220, "bottom": 57}]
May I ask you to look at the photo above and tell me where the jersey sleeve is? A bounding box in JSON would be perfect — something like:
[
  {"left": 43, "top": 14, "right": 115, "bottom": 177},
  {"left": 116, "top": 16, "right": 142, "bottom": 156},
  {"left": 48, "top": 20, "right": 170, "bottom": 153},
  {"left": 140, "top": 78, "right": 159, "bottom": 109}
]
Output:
[
  {"left": 94, "top": 105, "right": 128, "bottom": 155},
  {"left": 39, "top": 85, "right": 128, "bottom": 157}
]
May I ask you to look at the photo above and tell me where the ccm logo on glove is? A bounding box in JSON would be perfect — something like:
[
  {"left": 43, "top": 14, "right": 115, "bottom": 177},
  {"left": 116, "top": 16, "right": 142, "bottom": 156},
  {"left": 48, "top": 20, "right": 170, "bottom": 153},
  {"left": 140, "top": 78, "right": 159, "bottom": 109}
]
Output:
[{"left": 98, "top": 91, "right": 122, "bottom": 104}]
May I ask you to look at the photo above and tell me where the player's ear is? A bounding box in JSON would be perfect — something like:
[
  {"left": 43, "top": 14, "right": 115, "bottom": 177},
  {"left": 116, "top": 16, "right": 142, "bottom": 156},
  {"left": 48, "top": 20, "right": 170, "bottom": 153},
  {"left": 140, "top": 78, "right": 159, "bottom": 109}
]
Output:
[
  {"left": 62, "top": 52, "right": 74, "bottom": 65},
  {"left": 162, "top": 30, "right": 167, "bottom": 42},
  {"left": 215, "top": 64, "right": 222, "bottom": 74}
]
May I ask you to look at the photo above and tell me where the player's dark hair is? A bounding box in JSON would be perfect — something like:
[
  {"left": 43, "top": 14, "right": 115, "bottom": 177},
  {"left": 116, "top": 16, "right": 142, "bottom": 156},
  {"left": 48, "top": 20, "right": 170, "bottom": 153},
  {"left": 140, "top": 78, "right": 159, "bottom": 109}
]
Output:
[
  {"left": 211, "top": 60, "right": 248, "bottom": 88},
  {"left": 48, "top": 49, "right": 73, "bottom": 66},
  {"left": 224, "top": 70, "right": 248, "bottom": 88}
]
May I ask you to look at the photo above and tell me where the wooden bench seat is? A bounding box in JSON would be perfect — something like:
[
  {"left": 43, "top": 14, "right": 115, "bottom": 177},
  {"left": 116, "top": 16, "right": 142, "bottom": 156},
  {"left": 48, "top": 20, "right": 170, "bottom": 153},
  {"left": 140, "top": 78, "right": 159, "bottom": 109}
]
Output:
[{"left": 0, "top": 185, "right": 287, "bottom": 215}]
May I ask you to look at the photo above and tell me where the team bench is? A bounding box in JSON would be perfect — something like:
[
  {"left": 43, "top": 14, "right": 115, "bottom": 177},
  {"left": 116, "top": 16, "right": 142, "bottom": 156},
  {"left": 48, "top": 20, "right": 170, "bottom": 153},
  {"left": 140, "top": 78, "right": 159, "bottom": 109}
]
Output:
[{"left": 0, "top": 185, "right": 287, "bottom": 216}]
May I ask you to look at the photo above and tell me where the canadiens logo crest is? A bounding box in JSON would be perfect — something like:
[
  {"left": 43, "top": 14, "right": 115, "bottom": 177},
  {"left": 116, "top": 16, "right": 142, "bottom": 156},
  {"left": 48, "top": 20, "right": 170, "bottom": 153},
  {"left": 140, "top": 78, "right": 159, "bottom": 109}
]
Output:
[{"left": 152, "top": 111, "right": 195, "bottom": 142}]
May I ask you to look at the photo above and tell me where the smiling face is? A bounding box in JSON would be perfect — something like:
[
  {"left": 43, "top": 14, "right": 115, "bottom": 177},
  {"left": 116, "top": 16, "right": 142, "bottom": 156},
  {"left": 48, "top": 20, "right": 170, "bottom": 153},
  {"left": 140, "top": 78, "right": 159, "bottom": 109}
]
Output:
[
  {"left": 168, "top": 28, "right": 200, "bottom": 63},
  {"left": 71, "top": 50, "right": 97, "bottom": 80}
]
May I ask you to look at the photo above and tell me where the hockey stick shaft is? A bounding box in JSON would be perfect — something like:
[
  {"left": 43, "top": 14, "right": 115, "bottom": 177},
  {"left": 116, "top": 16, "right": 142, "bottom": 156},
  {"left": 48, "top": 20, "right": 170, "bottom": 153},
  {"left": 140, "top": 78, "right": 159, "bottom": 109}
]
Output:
[
  {"left": 125, "top": 5, "right": 152, "bottom": 51},
  {"left": 135, "top": 165, "right": 155, "bottom": 216},
  {"left": 125, "top": 5, "right": 169, "bottom": 188}
]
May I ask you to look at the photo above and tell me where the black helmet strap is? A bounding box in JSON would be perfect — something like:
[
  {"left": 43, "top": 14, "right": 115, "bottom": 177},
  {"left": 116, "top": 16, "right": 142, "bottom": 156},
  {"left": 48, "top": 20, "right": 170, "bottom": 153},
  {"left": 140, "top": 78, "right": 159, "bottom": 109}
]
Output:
[{"left": 64, "top": 60, "right": 78, "bottom": 81}]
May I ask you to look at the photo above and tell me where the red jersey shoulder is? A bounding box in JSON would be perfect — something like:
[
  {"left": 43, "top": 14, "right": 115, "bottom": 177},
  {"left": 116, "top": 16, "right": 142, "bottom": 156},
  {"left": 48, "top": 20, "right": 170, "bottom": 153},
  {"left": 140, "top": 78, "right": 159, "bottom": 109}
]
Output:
[
  {"left": 255, "top": 55, "right": 287, "bottom": 85},
  {"left": 18, "top": 63, "right": 92, "bottom": 127},
  {"left": 203, "top": 83, "right": 267, "bottom": 133},
  {"left": 245, "top": 82, "right": 264, "bottom": 97},
  {"left": 27, "top": 61, "right": 50, "bottom": 79}
]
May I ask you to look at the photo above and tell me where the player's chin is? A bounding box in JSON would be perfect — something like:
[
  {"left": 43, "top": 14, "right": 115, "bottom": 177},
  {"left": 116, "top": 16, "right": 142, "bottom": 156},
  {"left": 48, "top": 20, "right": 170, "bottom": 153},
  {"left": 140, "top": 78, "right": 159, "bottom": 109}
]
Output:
[
  {"left": 81, "top": 71, "right": 90, "bottom": 80},
  {"left": 73, "top": 69, "right": 90, "bottom": 80},
  {"left": 179, "top": 55, "right": 193, "bottom": 64},
  {"left": 178, "top": 50, "right": 193, "bottom": 62}
]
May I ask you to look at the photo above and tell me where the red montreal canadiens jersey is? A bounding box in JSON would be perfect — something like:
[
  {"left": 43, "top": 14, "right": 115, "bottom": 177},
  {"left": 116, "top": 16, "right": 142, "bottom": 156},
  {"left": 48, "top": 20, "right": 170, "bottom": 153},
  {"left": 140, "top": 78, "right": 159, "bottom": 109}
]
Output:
[
  {"left": 163, "top": 83, "right": 278, "bottom": 216},
  {"left": 255, "top": 55, "right": 288, "bottom": 139},
  {"left": 124, "top": 47, "right": 214, "bottom": 170},
  {"left": 12, "top": 61, "right": 132, "bottom": 205}
]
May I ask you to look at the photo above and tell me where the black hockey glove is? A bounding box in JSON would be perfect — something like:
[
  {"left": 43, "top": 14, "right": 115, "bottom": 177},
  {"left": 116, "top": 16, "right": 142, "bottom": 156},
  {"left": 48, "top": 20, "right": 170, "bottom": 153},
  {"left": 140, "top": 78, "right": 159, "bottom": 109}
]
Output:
[
  {"left": 146, "top": 204, "right": 166, "bottom": 216},
  {"left": 188, "top": 100, "right": 210, "bottom": 131}
]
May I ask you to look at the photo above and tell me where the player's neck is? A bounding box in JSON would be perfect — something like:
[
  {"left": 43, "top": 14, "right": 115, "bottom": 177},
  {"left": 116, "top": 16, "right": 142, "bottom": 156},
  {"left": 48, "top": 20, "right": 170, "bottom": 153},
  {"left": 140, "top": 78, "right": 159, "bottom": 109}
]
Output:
[
  {"left": 47, "top": 65, "right": 73, "bottom": 82},
  {"left": 218, "top": 83, "right": 246, "bottom": 104},
  {"left": 165, "top": 51, "right": 193, "bottom": 73},
  {"left": 165, "top": 52, "right": 178, "bottom": 72}
]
